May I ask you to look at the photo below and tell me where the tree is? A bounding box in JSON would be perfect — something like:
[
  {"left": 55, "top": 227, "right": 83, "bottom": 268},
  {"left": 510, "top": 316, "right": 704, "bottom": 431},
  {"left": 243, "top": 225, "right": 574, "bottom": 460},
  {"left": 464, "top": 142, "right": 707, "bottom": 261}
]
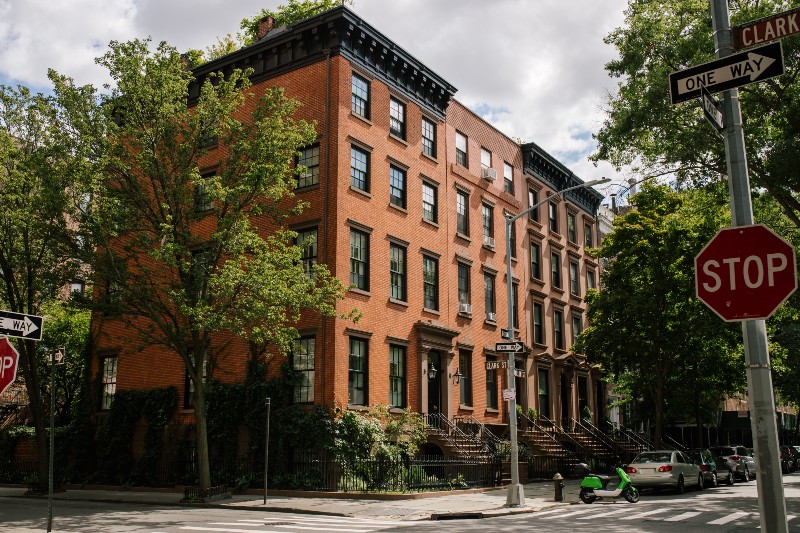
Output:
[
  {"left": 51, "top": 39, "right": 354, "bottom": 491},
  {"left": 0, "top": 84, "right": 94, "bottom": 491},
  {"left": 574, "top": 183, "right": 742, "bottom": 446},
  {"left": 593, "top": 0, "right": 800, "bottom": 227},
  {"left": 240, "top": 0, "right": 353, "bottom": 45}
]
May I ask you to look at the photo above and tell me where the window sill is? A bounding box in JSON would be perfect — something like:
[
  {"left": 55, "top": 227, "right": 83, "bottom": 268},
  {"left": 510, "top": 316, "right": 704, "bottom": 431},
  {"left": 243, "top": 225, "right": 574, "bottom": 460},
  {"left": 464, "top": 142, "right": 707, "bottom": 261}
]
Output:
[
  {"left": 458, "top": 405, "right": 475, "bottom": 411},
  {"left": 485, "top": 408, "right": 500, "bottom": 414},
  {"left": 349, "top": 288, "right": 371, "bottom": 297},
  {"left": 457, "top": 311, "right": 472, "bottom": 319},
  {"left": 350, "top": 112, "right": 372, "bottom": 126},
  {"left": 350, "top": 185, "right": 371, "bottom": 198},
  {"left": 389, "top": 203, "right": 408, "bottom": 214},
  {"left": 388, "top": 298, "right": 409, "bottom": 307},
  {"left": 389, "top": 407, "right": 407, "bottom": 413},
  {"left": 348, "top": 404, "right": 370, "bottom": 411},
  {"left": 552, "top": 286, "right": 565, "bottom": 294},
  {"left": 295, "top": 183, "right": 321, "bottom": 193},
  {"left": 421, "top": 152, "right": 438, "bottom": 164},
  {"left": 422, "top": 218, "right": 439, "bottom": 229},
  {"left": 422, "top": 307, "right": 441, "bottom": 316},
  {"left": 482, "top": 244, "right": 495, "bottom": 252},
  {"left": 485, "top": 318, "right": 497, "bottom": 326},
  {"left": 456, "top": 232, "right": 471, "bottom": 243},
  {"left": 569, "top": 293, "right": 583, "bottom": 302},
  {"left": 388, "top": 133, "right": 408, "bottom": 146}
]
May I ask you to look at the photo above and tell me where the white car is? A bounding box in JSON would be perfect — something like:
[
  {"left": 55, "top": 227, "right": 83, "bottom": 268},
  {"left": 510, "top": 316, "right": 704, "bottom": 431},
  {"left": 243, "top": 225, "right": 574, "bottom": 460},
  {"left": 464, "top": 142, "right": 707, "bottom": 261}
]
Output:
[{"left": 625, "top": 450, "right": 703, "bottom": 493}]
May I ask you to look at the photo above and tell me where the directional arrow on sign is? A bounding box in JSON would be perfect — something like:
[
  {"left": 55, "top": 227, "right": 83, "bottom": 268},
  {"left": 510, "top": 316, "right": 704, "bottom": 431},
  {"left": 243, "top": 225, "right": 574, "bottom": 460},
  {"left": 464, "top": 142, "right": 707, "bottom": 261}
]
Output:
[
  {"left": 496, "top": 342, "right": 524, "bottom": 353},
  {"left": 669, "top": 41, "right": 784, "bottom": 104},
  {"left": 0, "top": 310, "right": 43, "bottom": 341}
]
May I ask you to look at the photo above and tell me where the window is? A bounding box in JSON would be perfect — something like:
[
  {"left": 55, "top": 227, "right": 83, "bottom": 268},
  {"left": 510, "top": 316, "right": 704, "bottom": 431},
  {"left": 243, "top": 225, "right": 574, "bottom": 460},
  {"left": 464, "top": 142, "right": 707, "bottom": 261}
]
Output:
[
  {"left": 533, "top": 302, "right": 544, "bottom": 344},
  {"left": 389, "top": 165, "right": 406, "bottom": 208},
  {"left": 554, "top": 309, "right": 565, "bottom": 350},
  {"left": 504, "top": 162, "right": 514, "bottom": 194},
  {"left": 350, "top": 230, "right": 369, "bottom": 290},
  {"left": 484, "top": 273, "right": 496, "bottom": 319},
  {"left": 510, "top": 219, "right": 517, "bottom": 259},
  {"left": 390, "top": 244, "right": 406, "bottom": 301},
  {"left": 549, "top": 202, "right": 559, "bottom": 232},
  {"left": 100, "top": 356, "right": 118, "bottom": 410},
  {"left": 530, "top": 241, "right": 541, "bottom": 279},
  {"left": 191, "top": 248, "right": 212, "bottom": 304},
  {"left": 297, "top": 144, "right": 320, "bottom": 188},
  {"left": 456, "top": 190, "right": 469, "bottom": 235},
  {"left": 570, "top": 261, "right": 580, "bottom": 296},
  {"left": 293, "top": 337, "right": 315, "bottom": 403},
  {"left": 587, "top": 269, "right": 596, "bottom": 290},
  {"left": 486, "top": 356, "right": 498, "bottom": 409},
  {"left": 70, "top": 281, "right": 85, "bottom": 295},
  {"left": 459, "top": 350, "right": 472, "bottom": 407},
  {"left": 458, "top": 263, "right": 470, "bottom": 305},
  {"left": 512, "top": 282, "right": 519, "bottom": 329},
  {"left": 348, "top": 338, "right": 368, "bottom": 405},
  {"left": 422, "top": 182, "right": 437, "bottom": 223},
  {"left": 351, "top": 72, "right": 370, "bottom": 118},
  {"left": 551, "top": 252, "right": 561, "bottom": 289},
  {"left": 572, "top": 313, "right": 583, "bottom": 345},
  {"left": 389, "top": 345, "right": 406, "bottom": 408},
  {"left": 296, "top": 228, "right": 318, "bottom": 276},
  {"left": 528, "top": 188, "right": 539, "bottom": 222},
  {"left": 567, "top": 212, "right": 577, "bottom": 243},
  {"left": 538, "top": 369, "right": 549, "bottom": 419},
  {"left": 423, "top": 255, "right": 439, "bottom": 310},
  {"left": 455, "top": 131, "right": 467, "bottom": 166},
  {"left": 480, "top": 148, "right": 491, "bottom": 173},
  {"left": 584, "top": 222, "right": 593, "bottom": 248},
  {"left": 350, "top": 145, "right": 369, "bottom": 192},
  {"left": 389, "top": 97, "right": 406, "bottom": 139},
  {"left": 482, "top": 204, "right": 493, "bottom": 241},
  {"left": 194, "top": 171, "right": 215, "bottom": 212},
  {"left": 422, "top": 117, "right": 436, "bottom": 158}
]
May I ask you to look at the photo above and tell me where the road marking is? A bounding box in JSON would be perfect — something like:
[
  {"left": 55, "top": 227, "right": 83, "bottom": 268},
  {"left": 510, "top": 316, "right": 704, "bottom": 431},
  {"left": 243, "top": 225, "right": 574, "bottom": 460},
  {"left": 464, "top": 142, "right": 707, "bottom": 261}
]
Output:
[
  {"left": 620, "top": 508, "right": 669, "bottom": 520},
  {"left": 181, "top": 528, "right": 284, "bottom": 533},
  {"left": 708, "top": 511, "right": 749, "bottom": 525},
  {"left": 210, "top": 524, "right": 373, "bottom": 532},
  {"left": 540, "top": 508, "right": 597, "bottom": 519},
  {"left": 532, "top": 507, "right": 572, "bottom": 517},
  {"left": 663, "top": 511, "right": 702, "bottom": 521},
  {"left": 575, "top": 507, "right": 634, "bottom": 519}
]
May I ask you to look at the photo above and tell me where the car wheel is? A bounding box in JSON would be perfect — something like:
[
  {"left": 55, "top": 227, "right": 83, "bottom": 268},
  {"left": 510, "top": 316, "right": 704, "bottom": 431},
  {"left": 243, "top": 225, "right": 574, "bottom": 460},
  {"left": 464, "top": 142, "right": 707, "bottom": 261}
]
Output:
[
  {"left": 741, "top": 467, "right": 750, "bottom": 482},
  {"left": 676, "top": 474, "right": 685, "bottom": 494},
  {"left": 697, "top": 473, "right": 704, "bottom": 490},
  {"left": 709, "top": 471, "right": 718, "bottom": 488},
  {"left": 727, "top": 469, "right": 735, "bottom": 485}
]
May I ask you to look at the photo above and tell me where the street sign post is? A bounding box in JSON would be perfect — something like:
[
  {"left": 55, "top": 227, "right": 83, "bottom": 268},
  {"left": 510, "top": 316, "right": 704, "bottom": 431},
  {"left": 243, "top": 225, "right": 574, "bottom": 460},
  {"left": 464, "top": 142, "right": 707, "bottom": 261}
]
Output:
[
  {"left": 734, "top": 7, "right": 800, "bottom": 50},
  {"left": 0, "top": 310, "right": 43, "bottom": 341},
  {"left": 695, "top": 224, "right": 797, "bottom": 321},
  {"left": 0, "top": 338, "right": 20, "bottom": 396},
  {"left": 701, "top": 84, "right": 724, "bottom": 133},
  {"left": 669, "top": 41, "right": 784, "bottom": 104}
]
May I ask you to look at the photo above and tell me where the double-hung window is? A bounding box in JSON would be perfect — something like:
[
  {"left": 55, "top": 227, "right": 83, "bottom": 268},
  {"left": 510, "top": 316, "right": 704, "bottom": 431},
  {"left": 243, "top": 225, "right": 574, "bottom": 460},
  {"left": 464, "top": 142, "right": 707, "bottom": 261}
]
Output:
[
  {"left": 389, "top": 345, "right": 406, "bottom": 408},
  {"left": 504, "top": 162, "right": 514, "bottom": 194},
  {"left": 551, "top": 253, "right": 562, "bottom": 289},
  {"left": 549, "top": 202, "right": 559, "bottom": 232},
  {"left": 554, "top": 309, "right": 565, "bottom": 350},
  {"left": 484, "top": 273, "right": 496, "bottom": 319},
  {"left": 348, "top": 338, "right": 368, "bottom": 405},
  {"left": 194, "top": 171, "right": 215, "bottom": 212},
  {"left": 350, "top": 145, "right": 369, "bottom": 192},
  {"left": 572, "top": 313, "right": 583, "bottom": 345},
  {"left": 350, "top": 230, "right": 369, "bottom": 290},
  {"left": 512, "top": 282, "right": 519, "bottom": 329},
  {"left": 587, "top": 269, "right": 596, "bottom": 290},
  {"left": 100, "top": 356, "right": 118, "bottom": 410},
  {"left": 480, "top": 148, "right": 491, "bottom": 174},
  {"left": 528, "top": 188, "right": 539, "bottom": 222},
  {"left": 293, "top": 337, "right": 315, "bottom": 403},
  {"left": 389, "top": 165, "right": 406, "bottom": 208},
  {"left": 390, "top": 243, "right": 407, "bottom": 301},
  {"left": 390, "top": 97, "right": 406, "bottom": 139},
  {"left": 422, "top": 117, "right": 436, "bottom": 158},
  {"left": 296, "top": 228, "right": 318, "bottom": 277},
  {"left": 455, "top": 131, "right": 468, "bottom": 166},
  {"left": 584, "top": 222, "right": 593, "bottom": 248},
  {"left": 351, "top": 73, "right": 370, "bottom": 118},
  {"left": 456, "top": 190, "right": 469, "bottom": 235},
  {"left": 422, "top": 182, "right": 437, "bottom": 223},
  {"left": 423, "top": 255, "right": 439, "bottom": 310},
  {"left": 459, "top": 350, "right": 472, "bottom": 407},
  {"left": 570, "top": 261, "right": 580, "bottom": 296},
  {"left": 533, "top": 302, "right": 544, "bottom": 344},
  {"left": 530, "top": 241, "right": 541, "bottom": 279},
  {"left": 567, "top": 212, "right": 577, "bottom": 243},
  {"left": 457, "top": 262, "right": 470, "bottom": 306},
  {"left": 297, "top": 145, "right": 320, "bottom": 188},
  {"left": 482, "top": 204, "right": 493, "bottom": 243},
  {"left": 486, "top": 356, "right": 498, "bottom": 409}
]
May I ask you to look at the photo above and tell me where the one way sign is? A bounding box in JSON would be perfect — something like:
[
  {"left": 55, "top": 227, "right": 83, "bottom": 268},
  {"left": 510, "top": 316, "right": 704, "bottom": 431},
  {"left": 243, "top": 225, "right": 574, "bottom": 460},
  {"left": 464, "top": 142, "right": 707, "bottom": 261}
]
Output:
[
  {"left": 669, "top": 41, "right": 784, "bottom": 104},
  {"left": 0, "top": 310, "right": 43, "bottom": 341}
]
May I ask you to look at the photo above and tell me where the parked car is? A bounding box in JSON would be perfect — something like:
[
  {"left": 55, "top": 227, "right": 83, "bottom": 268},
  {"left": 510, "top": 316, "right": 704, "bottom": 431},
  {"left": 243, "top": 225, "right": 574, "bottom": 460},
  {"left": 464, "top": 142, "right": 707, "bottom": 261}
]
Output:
[
  {"left": 687, "top": 448, "right": 719, "bottom": 487},
  {"left": 779, "top": 445, "right": 794, "bottom": 474},
  {"left": 745, "top": 448, "right": 758, "bottom": 478},
  {"left": 708, "top": 445, "right": 752, "bottom": 481},
  {"left": 625, "top": 450, "right": 703, "bottom": 493},
  {"left": 713, "top": 456, "right": 736, "bottom": 485}
]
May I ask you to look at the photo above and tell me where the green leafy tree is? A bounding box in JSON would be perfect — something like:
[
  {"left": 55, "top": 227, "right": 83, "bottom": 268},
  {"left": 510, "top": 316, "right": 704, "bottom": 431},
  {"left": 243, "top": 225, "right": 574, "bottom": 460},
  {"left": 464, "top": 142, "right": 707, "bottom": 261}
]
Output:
[
  {"left": 50, "top": 39, "right": 354, "bottom": 491},
  {"left": 240, "top": 0, "right": 353, "bottom": 45},
  {"left": 594, "top": 0, "right": 800, "bottom": 226},
  {"left": 0, "top": 84, "right": 95, "bottom": 491},
  {"left": 574, "top": 184, "right": 742, "bottom": 445}
]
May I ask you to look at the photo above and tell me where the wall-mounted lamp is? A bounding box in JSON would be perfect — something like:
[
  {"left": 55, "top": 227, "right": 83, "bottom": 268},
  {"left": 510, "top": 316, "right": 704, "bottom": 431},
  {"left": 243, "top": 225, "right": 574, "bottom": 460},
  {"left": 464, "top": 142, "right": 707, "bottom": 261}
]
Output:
[
  {"left": 426, "top": 362, "right": 438, "bottom": 381},
  {"left": 452, "top": 367, "right": 464, "bottom": 385}
]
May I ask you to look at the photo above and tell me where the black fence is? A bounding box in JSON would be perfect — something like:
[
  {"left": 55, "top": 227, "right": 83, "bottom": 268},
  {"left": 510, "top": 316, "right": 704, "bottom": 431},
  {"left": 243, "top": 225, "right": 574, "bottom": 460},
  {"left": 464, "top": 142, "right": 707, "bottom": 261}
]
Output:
[{"left": 0, "top": 453, "right": 503, "bottom": 493}]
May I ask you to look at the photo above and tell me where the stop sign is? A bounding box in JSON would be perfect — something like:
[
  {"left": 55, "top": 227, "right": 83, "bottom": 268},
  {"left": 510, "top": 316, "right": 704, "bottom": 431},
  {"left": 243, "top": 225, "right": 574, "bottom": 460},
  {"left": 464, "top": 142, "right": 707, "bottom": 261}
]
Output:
[
  {"left": 696, "top": 224, "right": 797, "bottom": 321},
  {"left": 0, "top": 338, "right": 20, "bottom": 395}
]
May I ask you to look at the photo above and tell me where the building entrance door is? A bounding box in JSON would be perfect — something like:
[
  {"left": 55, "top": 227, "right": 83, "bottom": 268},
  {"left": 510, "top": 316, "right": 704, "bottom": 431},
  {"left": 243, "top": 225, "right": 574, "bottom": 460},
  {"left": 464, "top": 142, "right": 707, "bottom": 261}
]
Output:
[
  {"left": 427, "top": 351, "right": 441, "bottom": 414},
  {"left": 561, "top": 373, "right": 570, "bottom": 427}
]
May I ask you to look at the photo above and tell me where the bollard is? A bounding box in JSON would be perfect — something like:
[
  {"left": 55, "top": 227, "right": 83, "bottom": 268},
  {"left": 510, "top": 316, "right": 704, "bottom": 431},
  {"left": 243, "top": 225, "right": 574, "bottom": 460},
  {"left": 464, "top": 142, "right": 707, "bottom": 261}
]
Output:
[{"left": 553, "top": 472, "right": 564, "bottom": 501}]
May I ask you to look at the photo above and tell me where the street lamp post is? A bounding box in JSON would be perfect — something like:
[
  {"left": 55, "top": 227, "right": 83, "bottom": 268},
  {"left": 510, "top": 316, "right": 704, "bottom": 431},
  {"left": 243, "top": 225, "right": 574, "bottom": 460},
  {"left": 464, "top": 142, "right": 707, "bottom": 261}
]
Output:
[{"left": 503, "top": 177, "right": 609, "bottom": 507}]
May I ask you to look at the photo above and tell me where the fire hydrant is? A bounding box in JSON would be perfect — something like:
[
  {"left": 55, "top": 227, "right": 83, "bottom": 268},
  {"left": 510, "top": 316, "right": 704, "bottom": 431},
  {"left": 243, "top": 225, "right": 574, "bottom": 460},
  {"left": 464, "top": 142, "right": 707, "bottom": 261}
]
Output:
[{"left": 553, "top": 472, "right": 565, "bottom": 501}]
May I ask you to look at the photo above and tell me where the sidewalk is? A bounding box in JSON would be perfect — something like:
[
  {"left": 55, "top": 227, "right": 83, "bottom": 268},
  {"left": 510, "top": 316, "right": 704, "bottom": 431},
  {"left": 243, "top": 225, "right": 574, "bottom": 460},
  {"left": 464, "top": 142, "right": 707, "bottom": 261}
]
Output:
[{"left": 0, "top": 479, "right": 582, "bottom": 521}]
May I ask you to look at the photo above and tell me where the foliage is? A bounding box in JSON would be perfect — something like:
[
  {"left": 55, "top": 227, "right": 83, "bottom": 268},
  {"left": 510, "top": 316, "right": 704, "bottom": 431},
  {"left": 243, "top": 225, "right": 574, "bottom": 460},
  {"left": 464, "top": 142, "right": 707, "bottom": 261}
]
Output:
[
  {"left": 240, "top": 0, "right": 353, "bottom": 45},
  {"left": 574, "top": 183, "right": 742, "bottom": 445},
  {"left": 594, "top": 0, "right": 800, "bottom": 226}
]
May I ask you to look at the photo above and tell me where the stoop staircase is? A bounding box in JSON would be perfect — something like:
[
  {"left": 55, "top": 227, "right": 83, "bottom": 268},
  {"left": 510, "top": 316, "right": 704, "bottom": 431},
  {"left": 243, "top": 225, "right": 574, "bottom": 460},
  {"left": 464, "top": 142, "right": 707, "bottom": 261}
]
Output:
[{"left": 424, "top": 413, "right": 495, "bottom": 460}]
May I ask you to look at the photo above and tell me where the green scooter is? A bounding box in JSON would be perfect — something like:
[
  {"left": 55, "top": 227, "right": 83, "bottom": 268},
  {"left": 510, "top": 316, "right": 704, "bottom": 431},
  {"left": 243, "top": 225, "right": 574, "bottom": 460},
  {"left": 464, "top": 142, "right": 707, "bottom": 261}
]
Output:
[{"left": 578, "top": 464, "right": 640, "bottom": 504}]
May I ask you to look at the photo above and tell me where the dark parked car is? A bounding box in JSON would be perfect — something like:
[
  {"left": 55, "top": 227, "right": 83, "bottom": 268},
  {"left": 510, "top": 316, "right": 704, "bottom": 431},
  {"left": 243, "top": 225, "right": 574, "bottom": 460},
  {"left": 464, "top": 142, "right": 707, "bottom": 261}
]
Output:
[
  {"left": 688, "top": 448, "right": 719, "bottom": 487},
  {"left": 779, "top": 445, "right": 794, "bottom": 474},
  {"left": 713, "top": 456, "right": 735, "bottom": 485},
  {"left": 708, "top": 445, "right": 752, "bottom": 481}
]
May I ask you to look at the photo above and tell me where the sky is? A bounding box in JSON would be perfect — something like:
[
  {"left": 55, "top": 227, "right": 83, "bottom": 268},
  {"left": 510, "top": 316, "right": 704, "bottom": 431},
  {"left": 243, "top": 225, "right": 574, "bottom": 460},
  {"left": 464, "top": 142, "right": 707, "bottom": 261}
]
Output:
[{"left": 0, "top": 0, "right": 631, "bottom": 200}]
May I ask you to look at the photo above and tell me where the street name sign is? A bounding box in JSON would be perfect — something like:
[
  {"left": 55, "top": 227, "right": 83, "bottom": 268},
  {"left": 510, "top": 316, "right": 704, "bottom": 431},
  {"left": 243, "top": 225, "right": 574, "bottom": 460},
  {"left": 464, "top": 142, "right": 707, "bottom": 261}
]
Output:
[
  {"left": 0, "top": 338, "right": 20, "bottom": 396},
  {"left": 495, "top": 342, "right": 524, "bottom": 353},
  {"left": 669, "top": 41, "right": 784, "bottom": 104},
  {"left": 695, "top": 224, "right": 797, "bottom": 321},
  {"left": 734, "top": 7, "right": 800, "bottom": 50},
  {"left": 0, "top": 310, "right": 43, "bottom": 341},
  {"left": 486, "top": 360, "right": 509, "bottom": 370},
  {"left": 701, "top": 84, "right": 724, "bottom": 133}
]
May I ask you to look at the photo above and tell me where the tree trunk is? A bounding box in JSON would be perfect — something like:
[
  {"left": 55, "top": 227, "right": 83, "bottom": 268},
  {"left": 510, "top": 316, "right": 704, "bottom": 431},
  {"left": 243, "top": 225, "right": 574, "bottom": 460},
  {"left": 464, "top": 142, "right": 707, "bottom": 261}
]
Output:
[
  {"left": 193, "top": 382, "right": 211, "bottom": 491},
  {"left": 19, "top": 339, "right": 48, "bottom": 492}
]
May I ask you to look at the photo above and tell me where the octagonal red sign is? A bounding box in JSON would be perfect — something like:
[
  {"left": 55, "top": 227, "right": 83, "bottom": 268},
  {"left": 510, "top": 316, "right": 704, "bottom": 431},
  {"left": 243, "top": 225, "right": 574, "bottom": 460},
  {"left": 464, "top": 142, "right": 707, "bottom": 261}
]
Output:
[
  {"left": 696, "top": 224, "right": 797, "bottom": 321},
  {"left": 0, "top": 338, "right": 20, "bottom": 395}
]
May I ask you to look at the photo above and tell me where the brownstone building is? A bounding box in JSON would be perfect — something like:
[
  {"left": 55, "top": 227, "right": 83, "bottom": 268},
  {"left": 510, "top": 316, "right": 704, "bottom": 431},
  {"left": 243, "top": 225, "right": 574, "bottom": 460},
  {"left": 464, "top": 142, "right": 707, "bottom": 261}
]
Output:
[{"left": 92, "top": 6, "right": 606, "bottom": 451}]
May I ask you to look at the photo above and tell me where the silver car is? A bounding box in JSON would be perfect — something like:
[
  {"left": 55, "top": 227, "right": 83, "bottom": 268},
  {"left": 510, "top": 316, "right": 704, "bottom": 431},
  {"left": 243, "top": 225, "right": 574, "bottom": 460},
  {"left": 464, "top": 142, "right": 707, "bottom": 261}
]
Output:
[
  {"left": 625, "top": 450, "right": 703, "bottom": 493},
  {"left": 708, "top": 445, "right": 752, "bottom": 481}
]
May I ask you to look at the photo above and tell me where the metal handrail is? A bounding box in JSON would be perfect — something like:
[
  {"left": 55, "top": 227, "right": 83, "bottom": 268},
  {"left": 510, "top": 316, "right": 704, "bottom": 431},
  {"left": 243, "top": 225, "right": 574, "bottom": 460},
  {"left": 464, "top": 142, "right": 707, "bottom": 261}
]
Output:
[
  {"left": 517, "top": 412, "right": 579, "bottom": 459},
  {"left": 425, "top": 413, "right": 489, "bottom": 457},
  {"left": 453, "top": 414, "right": 502, "bottom": 449},
  {"left": 573, "top": 418, "right": 621, "bottom": 455}
]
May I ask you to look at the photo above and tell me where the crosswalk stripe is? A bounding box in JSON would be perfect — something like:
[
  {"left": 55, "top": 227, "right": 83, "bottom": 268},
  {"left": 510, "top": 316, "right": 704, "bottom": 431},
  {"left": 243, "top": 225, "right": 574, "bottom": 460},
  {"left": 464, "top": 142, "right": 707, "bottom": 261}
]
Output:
[
  {"left": 575, "top": 507, "right": 634, "bottom": 520},
  {"left": 620, "top": 508, "right": 668, "bottom": 520},
  {"left": 210, "top": 523, "right": 375, "bottom": 532},
  {"left": 284, "top": 516, "right": 399, "bottom": 525},
  {"left": 663, "top": 511, "right": 702, "bottom": 522},
  {"left": 531, "top": 508, "right": 571, "bottom": 517},
  {"left": 707, "top": 511, "right": 749, "bottom": 525},
  {"left": 541, "top": 508, "right": 597, "bottom": 519},
  {"left": 180, "top": 528, "right": 283, "bottom": 533}
]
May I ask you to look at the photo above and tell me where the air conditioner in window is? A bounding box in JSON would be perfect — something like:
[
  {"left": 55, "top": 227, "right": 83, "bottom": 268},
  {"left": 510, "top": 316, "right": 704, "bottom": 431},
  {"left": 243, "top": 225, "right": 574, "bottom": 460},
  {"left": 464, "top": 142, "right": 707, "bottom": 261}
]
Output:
[
  {"left": 483, "top": 235, "right": 495, "bottom": 248},
  {"left": 487, "top": 312, "right": 497, "bottom": 322},
  {"left": 481, "top": 167, "right": 497, "bottom": 181},
  {"left": 459, "top": 303, "right": 472, "bottom": 314}
]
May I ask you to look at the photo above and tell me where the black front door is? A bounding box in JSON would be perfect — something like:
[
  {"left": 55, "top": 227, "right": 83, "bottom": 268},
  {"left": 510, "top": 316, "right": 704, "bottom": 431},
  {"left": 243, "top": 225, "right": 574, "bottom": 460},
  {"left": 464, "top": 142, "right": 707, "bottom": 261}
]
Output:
[
  {"left": 561, "top": 373, "right": 570, "bottom": 427},
  {"left": 427, "top": 351, "right": 441, "bottom": 414}
]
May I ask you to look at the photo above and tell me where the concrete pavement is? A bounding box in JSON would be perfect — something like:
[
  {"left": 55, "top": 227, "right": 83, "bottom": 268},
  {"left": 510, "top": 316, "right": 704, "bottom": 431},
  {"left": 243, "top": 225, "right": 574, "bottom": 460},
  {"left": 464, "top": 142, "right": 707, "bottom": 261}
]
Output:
[{"left": 0, "top": 479, "right": 582, "bottom": 521}]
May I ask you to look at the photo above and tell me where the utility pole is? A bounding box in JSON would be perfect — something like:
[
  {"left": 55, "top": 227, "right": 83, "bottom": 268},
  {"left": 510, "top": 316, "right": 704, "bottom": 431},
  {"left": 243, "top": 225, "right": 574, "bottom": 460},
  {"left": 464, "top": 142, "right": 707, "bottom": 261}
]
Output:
[{"left": 709, "top": 1, "right": 788, "bottom": 531}]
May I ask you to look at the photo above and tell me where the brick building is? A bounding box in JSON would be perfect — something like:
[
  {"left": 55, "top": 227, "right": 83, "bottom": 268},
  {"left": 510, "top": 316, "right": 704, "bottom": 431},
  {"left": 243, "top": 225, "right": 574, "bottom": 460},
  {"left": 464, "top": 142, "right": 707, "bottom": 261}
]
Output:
[{"left": 92, "top": 6, "right": 606, "bottom": 451}]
